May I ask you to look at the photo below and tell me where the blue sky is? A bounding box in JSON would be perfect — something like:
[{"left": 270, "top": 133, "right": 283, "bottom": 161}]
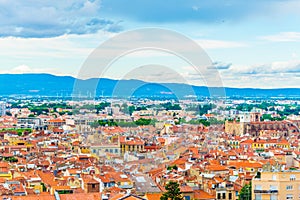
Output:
[{"left": 0, "top": 0, "right": 300, "bottom": 88}]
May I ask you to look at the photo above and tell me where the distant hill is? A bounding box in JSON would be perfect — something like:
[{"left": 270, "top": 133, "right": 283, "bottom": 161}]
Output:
[{"left": 0, "top": 73, "right": 299, "bottom": 99}]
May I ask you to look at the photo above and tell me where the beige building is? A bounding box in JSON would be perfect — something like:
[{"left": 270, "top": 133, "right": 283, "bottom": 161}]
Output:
[
  {"left": 252, "top": 170, "right": 300, "bottom": 200},
  {"left": 224, "top": 120, "right": 247, "bottom": 135}
]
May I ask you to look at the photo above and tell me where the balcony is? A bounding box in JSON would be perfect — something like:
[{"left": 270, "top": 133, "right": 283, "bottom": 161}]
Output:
[{"left": 254, "top": 189, "right": 278, "bottom": 194}]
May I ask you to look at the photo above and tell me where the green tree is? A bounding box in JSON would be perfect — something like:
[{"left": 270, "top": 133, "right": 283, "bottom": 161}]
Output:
[
  {"left": 116, "top": 121, "right": 137, "bottom": 127},
  {"left": 199, "top": 104, "right": 216, "bottom": 115},
  {"left": 134, "top": 118, "right": 151, "bottom": 126},
  {"left": 160, "top": 181, "right": 183, "bottom": 200},
  {"left": 95, "top": 102, "right": 110, "bottom": 113},
  {"left": 255, "top": 172, "right": 261, "bottom": 179},
  {"left": 41, "top": 182, "right": 47, "bottom": 192},
  {"left": 261, "top": 114, "right": 272, "bottom": 121},
  {"left": 28, "top": 114, "right": 35, "bottom": 117},
  {"left": 238, "top": 182, "right": 252, "bottom": 200},
  {"left": 97, "top": 119, "right": 118, "bottom": 127},
  {"left": 167, "top": 165, "right": 178, "bottom": 171},
  {"left": 161, "top": 102, "right": 182, "bottom": 110},
  {"left": 188, "top": 119, "right": 210, "bottom": 127},
  {"left": 208, "top": 117, "right": 224, "bottom": 125},
  {"left": 90, "top": 121, "right": 100, "bottom": 128},
  {"left": 5, "top": 111, "right": 12, "bottom": 116}
]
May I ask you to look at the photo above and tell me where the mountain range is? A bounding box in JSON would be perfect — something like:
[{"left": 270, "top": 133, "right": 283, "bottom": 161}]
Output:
[{"left": 0, "top": 73, "right": 299, "bottom": 99}]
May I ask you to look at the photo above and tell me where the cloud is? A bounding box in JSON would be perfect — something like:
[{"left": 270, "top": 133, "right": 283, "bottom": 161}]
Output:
[
  {"left": 105, "top": 59, "right": 300, "bottom": 88},
  {"left": 0, "top": 65, "right": 55, "bottom": 74},
  {"left": 0, "top": 0, "right": 122, "bottom": 38},
  {"left": 197, "top": 39, "right": 247, "bottom": 49},
  {"left": 208, "top": 62, "right": 232, "bottom": 70},
  {"left": 10, "top": 65, "right": 32, "bottom": 74},
  {"left": 228, "top": 60, "right": 300, "bottom": 75},
  {"left": 259, "top": 32, "right": 300, "bottom": 42},
  {"left": 0, "top": 65, "right": 77, "bottom": 77},
  {"left": 218, "top": 60, "right": 300, "bottom": 88}
]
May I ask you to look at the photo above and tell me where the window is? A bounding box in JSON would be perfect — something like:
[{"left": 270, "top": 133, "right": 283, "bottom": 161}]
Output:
[
  {"left": 286, "top": 194, "right": 293, "bottom": 199},
  {"left": 286, "top": 185, "right": 293, "bottom": 190},
  {"left": 229, "top": 193, "right": 232, "bottom": 200},
  {"left": 270, "top": 194, "right": 277, "bottom": 200},
  {"left": 255, "top": 185, "right": 262, "bottom": 190},
  {"left": 255, "top": 194, "right": 262, "bottom": 200},
  {"left": 290, "top": 175, "right": 296, "bottom": 181},
  {"left": 222, "top": 193, "right": 226, "bottom": 199},
  {"left": 272, "top": 175, "right": 277, "bottom": 180},
  {"left": 184, "top": 196, "right": 190, "bottom": 200},
  {"left": 217, "top": 193, "right": 221, "bottom": 199},
  {"left": 92, "top": 184, "right": 95, "bottom": 188}
]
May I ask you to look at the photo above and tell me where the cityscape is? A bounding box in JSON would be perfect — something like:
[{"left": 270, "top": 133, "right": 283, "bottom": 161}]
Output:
[
  {"left": 0, "top": 95, "right": 300, "bottom": 200},
  {"left": 1, "top": 1, "right": 300, "bottom": 200}
]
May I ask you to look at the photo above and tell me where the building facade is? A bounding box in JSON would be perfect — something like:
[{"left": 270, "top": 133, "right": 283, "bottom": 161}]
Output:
[
  {"left": 0, "top": 102, "right": 5, "bottom": 116},
  {"left": 252, "top": 170, "right": 300, "bottom": 200}
]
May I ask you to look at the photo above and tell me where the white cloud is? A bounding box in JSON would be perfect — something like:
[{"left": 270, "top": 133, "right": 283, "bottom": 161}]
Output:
[
  {"left": 219, "top": 60, "right": 300, "bottom": 88},
  {"left": 10, "top": 65, "right": 32, "bottom": 74},
  {"left": 292, "top": 52, "right": 298, "bottom": 59},
  {"left": 227, "top": 60, "right": 300, "bottom": 75},
  {"left": 0, "top": 65, "right": 52, "bottom": 74},
  {"left": 0, "top": 65, "right": 76, "bottom": 77},
  {"left": 197, "top": 39, "right": 247, "bottom": 49},
  {"left": 260, "top": 32, "right": 300, "bottom": 42},
  {"left": 0, "top": 31, "right": 117, "bottom": 76},
  {"left": 0, "top": 0, "right": 122, "bottom": 38}
]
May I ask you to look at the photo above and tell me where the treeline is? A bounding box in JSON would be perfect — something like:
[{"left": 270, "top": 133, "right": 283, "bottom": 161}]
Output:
[
  {"left": 90, "top": 118, "right": 157, "bottom": 128},
  {"left": 1, "top": 128, "right": 32, "bottom": 136},
  {"left": 234, "top": 101, "right": 300, "bottom": 116},
  {"left": 185, "top": 104, "right": 216, "bottom": 115}
]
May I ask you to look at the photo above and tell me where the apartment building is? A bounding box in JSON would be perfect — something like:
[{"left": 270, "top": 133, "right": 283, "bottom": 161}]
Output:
[{"left": 252, "top": 170, "right": 300, "bottom": 200}]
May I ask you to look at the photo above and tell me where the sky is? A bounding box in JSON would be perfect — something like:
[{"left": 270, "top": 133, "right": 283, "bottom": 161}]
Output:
[{"left": 0, "top": 0, "right": 300, "bottom": 88}]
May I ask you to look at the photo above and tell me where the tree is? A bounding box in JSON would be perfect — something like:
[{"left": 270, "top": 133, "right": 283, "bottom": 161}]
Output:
[
  {"left": 28, "top": 114, "right": 35, "bottom": 117},
  {"left": 208, "top": 117, "right": 224, "bottom": 125},
  {"left": 90, "top": 121, "right": 100, "bottom": 129},
  {"left": 134, "top": 118, "right": 152, "bottom": 126},
  {"left": 188, "top": 119, "right": 210, "bottom": 127},
  {"left": 161, "top": 102, "right": 182, "bottom": 111},
  {"left": 95, "top": 102, "right": 110, "bottom": 113},
  {"left": 238, "top": 182, "right": 252, "bottom": 200},
  {"left": 167, "top": 165, "right": 178, "bottom": 171},
  {"left": 255, "top": 172, "right": 261, "bottom": 179},
  {"left": 261, "top": 114, "right": 272, "bottom": 121},
  {"left": 5, "top": 111, "right": 12, "bottom": 116},
  {"left": 160, "top": 181, "right": 184, "bottom": 200}
]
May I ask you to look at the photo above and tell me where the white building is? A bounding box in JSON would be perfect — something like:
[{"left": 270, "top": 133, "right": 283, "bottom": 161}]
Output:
[{"left": 0, "top": 102, "right": 6, "bottom": 116}]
